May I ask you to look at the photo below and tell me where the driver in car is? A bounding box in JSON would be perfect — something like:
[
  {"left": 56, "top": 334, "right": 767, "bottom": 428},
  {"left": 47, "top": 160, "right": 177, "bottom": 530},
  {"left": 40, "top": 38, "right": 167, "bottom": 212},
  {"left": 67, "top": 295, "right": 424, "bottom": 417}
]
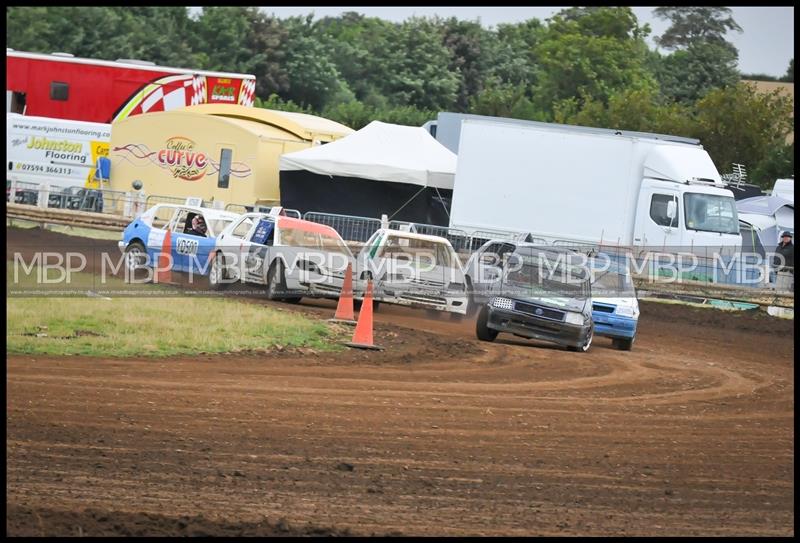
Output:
[{"left": 187, "top": 215, "right": 208, "bottom": 237}]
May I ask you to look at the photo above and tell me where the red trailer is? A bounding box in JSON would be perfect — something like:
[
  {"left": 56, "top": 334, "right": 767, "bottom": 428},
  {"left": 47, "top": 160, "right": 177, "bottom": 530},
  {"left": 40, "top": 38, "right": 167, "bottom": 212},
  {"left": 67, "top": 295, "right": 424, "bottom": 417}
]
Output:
[{"left": 6, "top": 49, "right": 256, "bottom": 124}]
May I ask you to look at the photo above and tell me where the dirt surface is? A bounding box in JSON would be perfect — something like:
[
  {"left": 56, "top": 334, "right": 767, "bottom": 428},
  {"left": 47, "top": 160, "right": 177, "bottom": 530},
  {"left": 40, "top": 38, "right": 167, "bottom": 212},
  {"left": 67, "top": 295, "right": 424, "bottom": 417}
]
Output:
[{"left": 6, "top": 226, "right": 795, "bottom": 536}]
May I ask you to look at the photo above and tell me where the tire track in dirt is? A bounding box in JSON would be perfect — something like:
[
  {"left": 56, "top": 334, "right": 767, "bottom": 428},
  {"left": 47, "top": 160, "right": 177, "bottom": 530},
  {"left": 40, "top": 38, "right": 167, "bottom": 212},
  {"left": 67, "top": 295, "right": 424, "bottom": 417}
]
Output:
[{"left": 6, "top": 226, "right": 795, "bottom": 536}]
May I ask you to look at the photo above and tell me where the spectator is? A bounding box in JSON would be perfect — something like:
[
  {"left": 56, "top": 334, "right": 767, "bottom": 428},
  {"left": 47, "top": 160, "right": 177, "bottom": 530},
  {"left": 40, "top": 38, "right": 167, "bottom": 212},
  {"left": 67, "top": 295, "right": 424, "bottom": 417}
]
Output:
[{"left": 773, "top": 231, "right": 794, "bottom": 291}]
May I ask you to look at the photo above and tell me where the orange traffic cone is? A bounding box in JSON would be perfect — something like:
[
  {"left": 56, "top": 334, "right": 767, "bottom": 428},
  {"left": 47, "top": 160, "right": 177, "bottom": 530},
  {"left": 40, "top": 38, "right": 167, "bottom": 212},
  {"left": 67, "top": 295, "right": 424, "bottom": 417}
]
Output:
[
  {"left": 155, "top": 229, "right": 172, "bottom": 284},
  {"left": 344, "top": 279, "right": 383, "bottom": 350},
  {"left": 328, "top": 262, "right": 356, "bottom": 325}
]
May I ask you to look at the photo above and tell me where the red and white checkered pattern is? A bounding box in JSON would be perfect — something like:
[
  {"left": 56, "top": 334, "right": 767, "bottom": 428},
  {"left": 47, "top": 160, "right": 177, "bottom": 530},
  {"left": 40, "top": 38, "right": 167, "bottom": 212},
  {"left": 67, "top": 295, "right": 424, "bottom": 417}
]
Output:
[
  {"left": 191, "top": 75, "right": 207, "bottom": 106},
  {"left": 238, "top": 78, "right": 256, "bottom": 107}
]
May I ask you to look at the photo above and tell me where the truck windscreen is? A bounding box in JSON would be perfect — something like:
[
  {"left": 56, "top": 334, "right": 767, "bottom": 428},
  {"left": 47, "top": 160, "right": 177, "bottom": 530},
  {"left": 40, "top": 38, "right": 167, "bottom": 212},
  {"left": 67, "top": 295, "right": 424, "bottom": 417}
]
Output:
[{"left": 684, "top": 193, "right": 739, "bottom": 235}]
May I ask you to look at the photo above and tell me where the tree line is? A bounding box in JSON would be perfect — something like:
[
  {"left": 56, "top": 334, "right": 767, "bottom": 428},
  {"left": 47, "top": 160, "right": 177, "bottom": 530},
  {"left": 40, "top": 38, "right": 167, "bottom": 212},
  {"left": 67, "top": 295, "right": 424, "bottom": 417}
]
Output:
[{"left": 7, "top": 6, "right": 794, "bottom": 188}]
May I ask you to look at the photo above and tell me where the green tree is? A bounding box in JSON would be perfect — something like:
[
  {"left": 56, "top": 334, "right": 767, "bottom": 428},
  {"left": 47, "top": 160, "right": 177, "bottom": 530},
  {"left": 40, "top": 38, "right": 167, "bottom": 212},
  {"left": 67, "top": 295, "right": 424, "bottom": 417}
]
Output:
[
  {"left": 534, "top": 7, "right": 656, "bottom": 113},
  {"left": 385, "top": 17, "right": 460, "bottom": 111},
  {"left": 749, "top": 143, "right": 794, "bottom": 188},
  {"left": 653, "top": 7, "right": 742, "bottom": 51},
  {"left": 469, "top": 79, "right": 547, "bottom": 121},
  {"left": 694, "top": 82, "right": 794, "bottom": 185},
  {"left": 654, "top": 42, "right": 739, "bottom": 103},
  {"left": 439, "top": 17, "right": 492, "bottom": 111},
  {"left": 486, "top": 20, "right": 543, "bottom": 89},
  {"left": 279, "top": 15, "right": 348, "bottom": 111},
  {"left": 7, "top": 7, "right": 200, "bottom": 66},
  {"left": 553, "top": 88, "right": 695, "bottom": 137}
]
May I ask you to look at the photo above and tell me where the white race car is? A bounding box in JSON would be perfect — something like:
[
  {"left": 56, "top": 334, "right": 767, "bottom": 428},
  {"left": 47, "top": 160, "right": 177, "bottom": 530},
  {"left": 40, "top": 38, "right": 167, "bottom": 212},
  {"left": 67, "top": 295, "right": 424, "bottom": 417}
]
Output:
[
  {"left": 358, "top": 228, "right": 468, "bottom": 315},
  {"left": 211, "top": 208, "right": 357, "bottom": 302}
]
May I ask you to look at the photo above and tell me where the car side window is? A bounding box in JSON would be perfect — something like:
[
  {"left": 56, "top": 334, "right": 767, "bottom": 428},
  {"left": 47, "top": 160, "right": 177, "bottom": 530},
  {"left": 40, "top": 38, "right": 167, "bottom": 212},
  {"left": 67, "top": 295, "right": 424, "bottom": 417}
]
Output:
[
  {"left": 170, "top": 210, "right": 190, "bottom": 233},
  {"left": 230, "top": 218, "right": 255, "bottom": 239},
  {"left": 650, "top": 194, "right": 678, "bottom": 227},
  {"left": 479, "top": 243, "right": 503, "bottom": 266}
]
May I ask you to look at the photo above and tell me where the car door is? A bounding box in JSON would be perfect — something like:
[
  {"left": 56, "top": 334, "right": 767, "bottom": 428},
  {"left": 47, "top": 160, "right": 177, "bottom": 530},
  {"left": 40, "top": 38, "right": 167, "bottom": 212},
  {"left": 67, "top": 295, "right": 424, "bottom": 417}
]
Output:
[
  {"left": 635, "top": 190, "right": 682, "bottom": 253},
  {"left": 172, "top": 210, "right": 207, "bottom": 273},
  {"left": 244, "top": 216, "right": 276, "bottom": 284},
  {"left": 144, "top": 207, "right": 179, "bottom": 271},
  {"left": 219, "top": 215, "right": 258, "bottom": 282}
]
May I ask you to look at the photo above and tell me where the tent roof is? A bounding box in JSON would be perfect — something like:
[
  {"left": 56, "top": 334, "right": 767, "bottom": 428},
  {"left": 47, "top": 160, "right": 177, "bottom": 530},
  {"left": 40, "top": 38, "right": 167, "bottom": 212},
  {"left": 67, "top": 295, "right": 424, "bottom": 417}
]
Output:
[
  {"left": 738, "top": 212, "right": 777, "bottom": 231},
  {"left": 279, "top": 120, "right": 457, "bottom": 189},
  {"left": 736, "top": 194, "right": 794, "bottom": 216},
  {"left": 181, "top": 104, "right": 354, "bottom": 142}
]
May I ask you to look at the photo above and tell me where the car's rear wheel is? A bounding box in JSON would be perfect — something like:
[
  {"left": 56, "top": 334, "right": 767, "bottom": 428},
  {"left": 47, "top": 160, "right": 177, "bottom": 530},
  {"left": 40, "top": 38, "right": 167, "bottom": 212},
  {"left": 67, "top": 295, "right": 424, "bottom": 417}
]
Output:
[
  {"left": 613, "top": 337, "right": 634, "bottom": 351},
  {"left": 123, "top": 241, "right": 149, "bottom": 283},
  {"left": 475, "top": 305, "right": 498, "bottom": 342},
  {"left": 266, "top": 260, "right": 285, "bottom": 301}
]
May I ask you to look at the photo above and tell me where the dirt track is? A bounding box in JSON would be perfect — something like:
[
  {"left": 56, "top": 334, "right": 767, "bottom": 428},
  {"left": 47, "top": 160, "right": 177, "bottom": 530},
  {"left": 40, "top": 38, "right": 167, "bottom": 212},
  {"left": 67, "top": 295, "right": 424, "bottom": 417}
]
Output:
[{"left": 6, "top": 226, "right": 795, "bottom": 536}]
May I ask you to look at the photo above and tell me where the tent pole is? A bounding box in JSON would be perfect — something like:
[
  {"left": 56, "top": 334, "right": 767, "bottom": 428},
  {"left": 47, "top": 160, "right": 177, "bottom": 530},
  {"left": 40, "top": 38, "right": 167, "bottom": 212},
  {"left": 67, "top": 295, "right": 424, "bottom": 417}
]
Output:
[
  {"left": 434, "top": 187, "right": 451, "bottom": 220},
  {"left": 388, "top": 185, "right": 428, "bottom": 221}
]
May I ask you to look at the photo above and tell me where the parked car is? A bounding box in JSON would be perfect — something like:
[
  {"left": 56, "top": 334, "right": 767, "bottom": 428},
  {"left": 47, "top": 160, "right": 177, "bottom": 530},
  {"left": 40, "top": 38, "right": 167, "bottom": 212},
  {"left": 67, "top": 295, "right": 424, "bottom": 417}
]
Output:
[
  {"left": 119, "top": 203, "right": 240, "bottom": 280},
  {"left": 357, "top": 228, "right": 468, "bottom": 316},
  {"left": 211, "top": 209, "right": 357, "bottom": 302},
  {"left": 48, "top": 186, "right": 104, "bottom": 212},
  {"left": 6, "top": 180, "right": 38, "bottom": 205},
  {"left": 471, "top": 245, "right": 594, "bottom": 352},
  {"left": 589, "top": 254, "right": 639, "bottom": 351}
]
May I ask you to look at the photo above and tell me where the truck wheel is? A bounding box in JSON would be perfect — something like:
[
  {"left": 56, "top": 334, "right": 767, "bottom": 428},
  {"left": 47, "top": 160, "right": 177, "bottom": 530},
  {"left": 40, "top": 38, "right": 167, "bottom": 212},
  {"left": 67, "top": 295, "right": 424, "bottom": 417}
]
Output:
[
  {"left": 568, "top": 325, "right": 593, "bottom": 353},
  {"left": 123, "top": 241, "right": 149, "bottom": 283},
  {"left": 613, "top": 337, "right": 634, "bottom": 351},
  {"left": 209, "top": 252, "right": 228, "bottom": 291},
  {"left": 475, "top": 305, "right": 498, "bottom": 342}
]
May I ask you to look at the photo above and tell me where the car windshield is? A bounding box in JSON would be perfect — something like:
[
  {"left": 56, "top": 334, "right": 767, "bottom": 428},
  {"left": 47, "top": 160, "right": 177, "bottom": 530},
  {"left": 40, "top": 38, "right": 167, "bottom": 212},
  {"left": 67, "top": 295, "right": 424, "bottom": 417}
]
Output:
[
  {"left": 684, "top": 193, "right": 739, "bottom": 235},
  {"left": 504, "top": 250, "right": 590, "bottom": 298},
  {"left": 319, "top": 231, "right": 353, "bottom": 257},
  {"left": 379, "top": 235, "right": 455, "bottom": 269}
]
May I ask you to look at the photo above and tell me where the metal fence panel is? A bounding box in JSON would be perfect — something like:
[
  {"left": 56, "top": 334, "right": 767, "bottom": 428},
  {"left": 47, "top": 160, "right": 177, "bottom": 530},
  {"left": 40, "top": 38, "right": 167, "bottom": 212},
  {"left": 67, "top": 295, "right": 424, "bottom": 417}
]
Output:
[{"left": 303, "top": 211, "right": 382, "bottom": 242}]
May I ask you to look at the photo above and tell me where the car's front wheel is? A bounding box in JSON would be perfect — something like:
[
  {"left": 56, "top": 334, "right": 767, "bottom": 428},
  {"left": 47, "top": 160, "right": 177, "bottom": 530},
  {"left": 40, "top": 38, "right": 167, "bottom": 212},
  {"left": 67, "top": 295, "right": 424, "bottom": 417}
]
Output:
[
  {"left": 209, "top": 251, "right": 228, "bottom": 291},
  {"left": 475, "top": 305, "right": 498, "bottom": 342},
  {"left": 612, "top": 336, "right": 634, "bottom": 351},
  {"left": 568, "top": 325, "right": 593, "bottom": 353}
]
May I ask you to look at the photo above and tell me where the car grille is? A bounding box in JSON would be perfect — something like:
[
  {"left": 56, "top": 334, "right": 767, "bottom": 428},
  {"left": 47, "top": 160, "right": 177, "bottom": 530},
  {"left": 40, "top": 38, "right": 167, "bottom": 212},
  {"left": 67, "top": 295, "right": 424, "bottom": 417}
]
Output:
[
  {"left": 513, "top": 301, "right": 566, "bottom": 322},
  {"left": 400, "top": 293, "right": 447, "bottom": 305},
  {"left": 410, "top": 278, "right": 446, "bottom": 289},
  {"left": 592, "top": 303, "right": 615, "bottom": 313}
]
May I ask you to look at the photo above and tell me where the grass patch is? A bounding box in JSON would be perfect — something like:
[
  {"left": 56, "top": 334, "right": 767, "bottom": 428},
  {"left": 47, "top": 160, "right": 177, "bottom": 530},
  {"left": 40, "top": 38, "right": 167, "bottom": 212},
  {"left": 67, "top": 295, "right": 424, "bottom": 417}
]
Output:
[{"left": 7, "top": 263, "right": 345, "bottom": 357}]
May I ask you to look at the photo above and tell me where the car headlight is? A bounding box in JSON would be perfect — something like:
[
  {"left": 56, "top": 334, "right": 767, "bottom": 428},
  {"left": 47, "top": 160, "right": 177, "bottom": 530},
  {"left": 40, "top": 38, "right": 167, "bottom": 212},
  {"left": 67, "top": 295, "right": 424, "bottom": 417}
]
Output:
[
  {"left": 564, "top": 312, "right": 585, "bottom": 325},
  {"left": 448, "top": 282, "right": 466, "bottom": 292},
  {"left": 491, "top": 297, "right": 514, "bottom": 310},
  {"left": 615, "top": 305, "right": 638, "bottom": 318}
]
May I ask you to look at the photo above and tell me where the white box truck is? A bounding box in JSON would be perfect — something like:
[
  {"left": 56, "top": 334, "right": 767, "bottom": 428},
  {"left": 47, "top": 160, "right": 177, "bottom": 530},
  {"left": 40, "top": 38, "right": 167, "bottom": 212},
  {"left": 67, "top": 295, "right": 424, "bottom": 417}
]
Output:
[
  {"left": 450, "top": 119, "right": 742, "bottom": 253},
  {"left": 6, "top": 113, "right": 111, "bottom": 189}
]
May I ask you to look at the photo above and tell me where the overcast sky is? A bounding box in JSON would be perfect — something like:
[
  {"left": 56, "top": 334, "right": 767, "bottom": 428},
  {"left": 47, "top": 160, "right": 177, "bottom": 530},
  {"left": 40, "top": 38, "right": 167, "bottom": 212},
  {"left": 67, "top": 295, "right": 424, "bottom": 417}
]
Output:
[{"left": 250, "top": 6, "right": 794, "bottom": 78}]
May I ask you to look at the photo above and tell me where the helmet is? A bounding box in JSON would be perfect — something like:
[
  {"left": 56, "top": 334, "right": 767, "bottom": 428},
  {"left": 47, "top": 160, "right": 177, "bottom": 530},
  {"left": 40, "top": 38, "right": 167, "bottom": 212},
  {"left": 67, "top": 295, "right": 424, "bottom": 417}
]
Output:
[
  {"left": 192, "top": 215, "right": 207, "bottom": 234},
  {"left": 781, "top": 231, "right": 792, "bottom": 238}
]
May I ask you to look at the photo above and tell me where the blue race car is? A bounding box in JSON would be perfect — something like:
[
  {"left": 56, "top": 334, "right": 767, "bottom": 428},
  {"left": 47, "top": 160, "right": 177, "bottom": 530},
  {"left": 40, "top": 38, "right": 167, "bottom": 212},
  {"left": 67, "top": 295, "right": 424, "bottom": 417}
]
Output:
[
  {"left": 119, "top": 203, "right": 240, "bottom": 280},
  {"left": 589, "top": 254, "right": 639, "bottom": 351}
]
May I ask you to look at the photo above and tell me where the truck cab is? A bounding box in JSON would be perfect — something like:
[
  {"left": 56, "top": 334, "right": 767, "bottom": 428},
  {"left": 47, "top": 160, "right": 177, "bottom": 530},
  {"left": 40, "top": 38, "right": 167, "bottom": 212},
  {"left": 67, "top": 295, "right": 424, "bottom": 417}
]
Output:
[{"left": 633, "top": 144, "right": 741, "bottom": 256}]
